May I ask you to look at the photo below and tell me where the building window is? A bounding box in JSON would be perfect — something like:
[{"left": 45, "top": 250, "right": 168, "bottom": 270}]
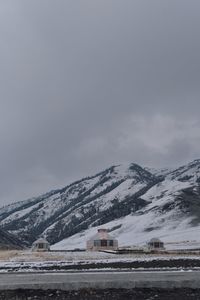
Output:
[
  {"left": 38, "top": 243, "right": 44, "bottom": 249},
  {"left": 108, "top": 240, "right": 114, "bottom": 247},
  {"left": 94, "top": 240, "right": 101, "bottom": 247}
]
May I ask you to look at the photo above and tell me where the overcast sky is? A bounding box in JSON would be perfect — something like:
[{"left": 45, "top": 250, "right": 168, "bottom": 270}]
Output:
[{"left": 0, "top": 0, "right": 200, "bottom": 206}]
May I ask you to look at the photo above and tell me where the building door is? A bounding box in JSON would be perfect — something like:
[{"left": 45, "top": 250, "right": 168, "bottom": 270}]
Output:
[{"left": 101, "top": 240, "right": 107, "bottom": 247}]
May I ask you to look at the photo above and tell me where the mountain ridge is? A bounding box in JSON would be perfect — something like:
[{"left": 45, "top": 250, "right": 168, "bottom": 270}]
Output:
[{"left": 0, "top": 160, "right": 200, "bottom": 249}]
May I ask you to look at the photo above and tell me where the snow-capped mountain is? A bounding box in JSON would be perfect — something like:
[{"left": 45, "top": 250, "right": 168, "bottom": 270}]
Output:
[{"left": 0, "top": 160, "right": 200, "bottom": 249}]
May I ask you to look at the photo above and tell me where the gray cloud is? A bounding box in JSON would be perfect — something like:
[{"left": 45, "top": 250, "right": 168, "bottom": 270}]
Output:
[{"left": 0, "top": 0, "right": 200, "bottom": 205}]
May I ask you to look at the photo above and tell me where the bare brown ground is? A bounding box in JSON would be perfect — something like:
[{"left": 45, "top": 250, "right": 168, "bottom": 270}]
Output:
[{"left": 0, "top": 251, "right": 66, "bottom": 262}]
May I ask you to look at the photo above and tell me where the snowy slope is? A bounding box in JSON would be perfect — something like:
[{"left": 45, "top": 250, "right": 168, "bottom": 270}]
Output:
[
  {"left": 52, "top": 175, "right": 197, "bottom": 250},
  {"left": 1, "top": 160, "right": 200, "bottom": 249},
  {"left": 52, "top": 216, "right": 200, "bottom": 251},
  {"left": 0, "top": 163, "right": 157, "bottom": 245},
  {"left": 52, "top": 160, "right": 200, "bottom": 250}
]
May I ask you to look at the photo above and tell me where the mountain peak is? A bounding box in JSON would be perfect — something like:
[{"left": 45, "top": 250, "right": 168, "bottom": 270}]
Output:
[
  {"left": 0, "top": 159, "right": 200, "bottom": 250},
  {"left": 167, "top": 159, "right": 200, "bottom": 182}
]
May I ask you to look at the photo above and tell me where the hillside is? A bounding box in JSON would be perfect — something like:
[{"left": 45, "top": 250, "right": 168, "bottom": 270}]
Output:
[
  {"left": 0, "top": 228, "right": 24, "bottom": 250},
  {"left": 0, "top": 160, "right": 200, "bottom": 249}
]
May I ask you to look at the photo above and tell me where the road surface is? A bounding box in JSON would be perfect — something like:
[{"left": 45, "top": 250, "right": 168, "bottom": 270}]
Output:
[{"left": 0, "top": 270, "right": 200, "bottom": 290}]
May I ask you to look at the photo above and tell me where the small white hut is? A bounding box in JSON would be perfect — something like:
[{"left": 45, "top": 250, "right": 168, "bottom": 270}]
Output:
[
  {"left": 86, "top": 229, "right": 118, "bottom": 251},
  {"left": 32, "top": 238, "right": 50, "bottom": 252},
  {"left": 148, "top": 238, "right": 165, "bottom": 251}
]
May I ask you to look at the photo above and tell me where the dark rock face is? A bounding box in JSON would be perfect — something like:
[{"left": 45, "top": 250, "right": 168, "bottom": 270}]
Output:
[
  {"left": 174, "top": 186, "right": 200, "bottom": 225},
  {"left": 0, "top": 228, "right": 24, "bottom": 250},
  {"left": 0, "top": 159, "right": 200, "bottom": 246}
]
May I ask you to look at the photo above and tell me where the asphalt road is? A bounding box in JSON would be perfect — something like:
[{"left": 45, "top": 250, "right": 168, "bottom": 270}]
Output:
[{"left": 0, "top": 270, "right": 200, "bottom": 290}]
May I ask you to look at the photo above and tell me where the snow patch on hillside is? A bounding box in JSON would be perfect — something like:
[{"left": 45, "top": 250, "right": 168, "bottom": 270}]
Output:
[{"left": 52, "top": 210, "right": 198, "bottom": 251}]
